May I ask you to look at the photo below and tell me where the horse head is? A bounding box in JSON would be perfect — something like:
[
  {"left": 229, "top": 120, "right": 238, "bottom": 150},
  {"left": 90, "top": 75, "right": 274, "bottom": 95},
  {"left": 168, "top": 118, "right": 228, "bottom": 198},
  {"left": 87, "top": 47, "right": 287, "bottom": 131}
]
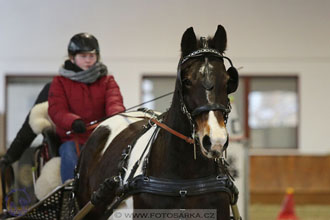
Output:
[{"left": 177, "top": 25, "right": 239, "bottom": 159}]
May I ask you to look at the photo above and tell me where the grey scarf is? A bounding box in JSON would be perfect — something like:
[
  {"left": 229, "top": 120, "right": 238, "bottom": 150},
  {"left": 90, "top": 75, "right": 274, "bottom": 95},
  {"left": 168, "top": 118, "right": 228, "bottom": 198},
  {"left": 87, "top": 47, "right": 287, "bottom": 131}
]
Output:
[{"left": 59, "top": 62, "right": 108, "bottom": 83}]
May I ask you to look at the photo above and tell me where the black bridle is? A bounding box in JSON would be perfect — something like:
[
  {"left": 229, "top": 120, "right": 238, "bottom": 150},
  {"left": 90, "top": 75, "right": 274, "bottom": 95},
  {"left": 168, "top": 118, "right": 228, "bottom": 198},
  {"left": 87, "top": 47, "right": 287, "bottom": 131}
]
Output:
[{"left": 177, "top": 37, "right": 234, "bottom": 125}]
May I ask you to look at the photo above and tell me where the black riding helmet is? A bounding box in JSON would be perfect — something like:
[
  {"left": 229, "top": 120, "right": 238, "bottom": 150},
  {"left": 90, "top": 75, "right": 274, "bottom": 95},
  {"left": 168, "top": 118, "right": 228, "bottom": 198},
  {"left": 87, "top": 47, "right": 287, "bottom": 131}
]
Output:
[{"left": 68, "top": 33, "right": 100, "bottom": 56}]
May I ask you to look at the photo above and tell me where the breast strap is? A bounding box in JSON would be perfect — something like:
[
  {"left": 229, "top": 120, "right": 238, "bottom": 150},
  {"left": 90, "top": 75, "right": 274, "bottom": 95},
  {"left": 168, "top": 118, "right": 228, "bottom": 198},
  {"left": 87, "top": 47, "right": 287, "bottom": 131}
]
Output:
[
  {"left": 118, "top": 174, "right": 238, "bottom": 202},
  {"left": 101, "top": 174, "right": 239, "bottom": 219}
]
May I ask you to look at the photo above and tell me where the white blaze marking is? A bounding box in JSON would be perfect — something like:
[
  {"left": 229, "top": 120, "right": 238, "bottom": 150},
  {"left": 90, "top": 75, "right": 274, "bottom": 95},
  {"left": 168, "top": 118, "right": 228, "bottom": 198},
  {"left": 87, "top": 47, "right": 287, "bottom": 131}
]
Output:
[
  {"left": 206, "top": 90, "right": 213, "bottom": 104},
  {"left": 199, "top": 63, "right": 214, "bottom": 104},
  {"left": 199, "top": 63, "right": 214, "bottom": 76},
  {"left": 208, "top": 111, "right": 227, "bottom": 147}
]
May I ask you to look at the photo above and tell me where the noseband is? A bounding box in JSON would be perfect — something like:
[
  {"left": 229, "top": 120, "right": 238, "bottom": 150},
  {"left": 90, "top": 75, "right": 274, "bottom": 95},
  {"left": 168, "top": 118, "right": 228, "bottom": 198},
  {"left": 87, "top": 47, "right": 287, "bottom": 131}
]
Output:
[{"left": 177, "top": 37, "right": 233, "bottom": 124}]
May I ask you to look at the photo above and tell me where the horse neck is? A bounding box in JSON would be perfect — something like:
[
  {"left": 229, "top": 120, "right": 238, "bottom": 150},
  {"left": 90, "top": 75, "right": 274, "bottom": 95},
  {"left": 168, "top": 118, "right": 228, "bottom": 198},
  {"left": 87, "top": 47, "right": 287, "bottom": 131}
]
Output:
[{"left": 148, "top": 91, "right": 217, "bottom": 179}]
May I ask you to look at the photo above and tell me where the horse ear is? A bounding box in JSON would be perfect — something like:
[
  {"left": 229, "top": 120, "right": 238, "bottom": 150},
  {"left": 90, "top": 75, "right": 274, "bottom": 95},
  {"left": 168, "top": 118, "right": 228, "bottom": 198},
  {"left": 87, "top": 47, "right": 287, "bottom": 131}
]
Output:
[
  {"left": 227, "top": 67, "right": 239, "bottom": 94},
  {"left": 212, "top": 25, "right": 227, "bottom": 53},
  {"left": 181, "top": 27, "right": 197, "bottom": 57}
]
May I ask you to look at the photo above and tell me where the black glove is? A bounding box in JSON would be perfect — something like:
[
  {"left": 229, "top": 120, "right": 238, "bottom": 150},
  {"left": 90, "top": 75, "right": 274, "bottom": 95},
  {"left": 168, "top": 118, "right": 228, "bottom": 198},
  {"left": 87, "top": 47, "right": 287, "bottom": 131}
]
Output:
[
  {"left": 72, "top": 119, "right": 86, "bottom": 134},
  {"left": 0, "top": 155, "right": 12, "bottom": 166}
]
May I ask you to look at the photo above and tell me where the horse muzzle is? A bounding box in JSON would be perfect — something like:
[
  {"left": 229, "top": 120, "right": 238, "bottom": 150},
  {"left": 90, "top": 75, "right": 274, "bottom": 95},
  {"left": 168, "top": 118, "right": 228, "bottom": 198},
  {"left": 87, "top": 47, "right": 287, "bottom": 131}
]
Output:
[
  {"left": 195, "top": 110, "right": 228, "bottom": 159},
  {"left": 200, "top": 134, "right": 227, "bottom": 159}
]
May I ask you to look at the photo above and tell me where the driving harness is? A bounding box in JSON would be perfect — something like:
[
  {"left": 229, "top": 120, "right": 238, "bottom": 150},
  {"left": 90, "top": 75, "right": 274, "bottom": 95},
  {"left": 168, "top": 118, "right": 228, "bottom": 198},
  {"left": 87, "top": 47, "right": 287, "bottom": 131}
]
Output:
[
  {"left": 86, "top": 110, "right": 239, "bottom": 220},
  {"left": 73, "top": 40, "right": 241, "bottom": 219}
]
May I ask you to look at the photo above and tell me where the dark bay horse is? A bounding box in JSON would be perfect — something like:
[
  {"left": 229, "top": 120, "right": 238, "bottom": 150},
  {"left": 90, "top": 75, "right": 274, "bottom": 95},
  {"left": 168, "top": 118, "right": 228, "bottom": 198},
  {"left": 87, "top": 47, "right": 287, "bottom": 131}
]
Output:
[{"left": 75, "top": 25, "right": 239, "bottom": 220}]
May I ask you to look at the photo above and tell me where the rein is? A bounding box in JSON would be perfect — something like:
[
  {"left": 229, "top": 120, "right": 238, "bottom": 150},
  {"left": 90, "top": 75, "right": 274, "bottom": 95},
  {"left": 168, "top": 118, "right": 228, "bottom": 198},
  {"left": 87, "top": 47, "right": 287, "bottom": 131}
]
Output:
[
  {"left": 149, "top": 118, "right": 194, "bottom": 144},
  {"left": 66, "top": 92, "right": 174, "bottom": 136},
  {"left": 117, "top": 111, "right": 195, "bottom": 145},
  {"left": 71, "top": 109, "right": 195, "bottom": 158}
]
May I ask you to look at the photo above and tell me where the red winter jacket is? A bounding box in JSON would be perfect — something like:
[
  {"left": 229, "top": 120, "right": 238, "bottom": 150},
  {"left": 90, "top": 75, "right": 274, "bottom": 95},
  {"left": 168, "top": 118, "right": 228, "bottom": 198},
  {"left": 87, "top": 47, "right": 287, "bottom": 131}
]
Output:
[{"left": 48, "top": 75, "right": 125, "bottom": 144}]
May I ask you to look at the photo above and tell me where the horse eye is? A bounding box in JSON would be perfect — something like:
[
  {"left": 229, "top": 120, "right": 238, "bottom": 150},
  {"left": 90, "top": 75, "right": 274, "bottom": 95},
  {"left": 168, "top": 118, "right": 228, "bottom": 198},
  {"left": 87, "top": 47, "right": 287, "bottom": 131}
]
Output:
[{"left": 182, "top": 78, "right": 192, "bottom": 86}]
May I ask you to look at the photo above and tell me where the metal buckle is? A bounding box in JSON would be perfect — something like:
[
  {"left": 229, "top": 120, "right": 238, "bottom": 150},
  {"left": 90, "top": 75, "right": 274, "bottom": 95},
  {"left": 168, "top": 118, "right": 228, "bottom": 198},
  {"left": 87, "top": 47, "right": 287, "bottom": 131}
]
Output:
[
  {"left": 113, "top": 176, "right": 121, "bottom": 183},
  {"left": 179, "top": 190, "right": 187, "bottom": 197}
]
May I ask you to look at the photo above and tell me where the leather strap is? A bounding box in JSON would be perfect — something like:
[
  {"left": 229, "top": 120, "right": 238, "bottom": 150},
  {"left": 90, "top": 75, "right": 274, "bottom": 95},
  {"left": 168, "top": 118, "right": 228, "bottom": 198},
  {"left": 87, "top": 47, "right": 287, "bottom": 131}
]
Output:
[
  {"left": 67, "top": 111, "right": 194, "bottom": 145},
  {"left": 123, "top": 175, "right": 233, "bottom": 197},
  {"left": 102, "top": 174, "right": 238, "bottom": 219},
  {"left": 149, "top": 118, "right": 194, "bottom": 144},
  {"left": 192, "top": 103, "right": 230, "bottom": 117},
  {"left": 118, "top": 113, "right": 195, "bottom": 145}
]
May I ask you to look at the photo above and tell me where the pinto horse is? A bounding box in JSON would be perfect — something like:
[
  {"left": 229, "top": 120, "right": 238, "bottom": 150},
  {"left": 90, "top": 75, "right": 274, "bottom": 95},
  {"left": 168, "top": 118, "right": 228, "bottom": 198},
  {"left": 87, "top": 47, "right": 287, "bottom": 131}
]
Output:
[{"left": 75, "top": 25, "right": 239, "bottom": 220}]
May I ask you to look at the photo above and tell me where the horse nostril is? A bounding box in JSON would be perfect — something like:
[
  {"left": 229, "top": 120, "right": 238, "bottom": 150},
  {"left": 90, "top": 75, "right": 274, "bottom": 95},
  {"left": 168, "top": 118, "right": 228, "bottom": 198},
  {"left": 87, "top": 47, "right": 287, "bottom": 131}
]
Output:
[
  {"left": 202, "top": 135, "right": 212, "bottom": 151},
  {"left": 210, "top": 150, "right": 221, "bottom": 158}
]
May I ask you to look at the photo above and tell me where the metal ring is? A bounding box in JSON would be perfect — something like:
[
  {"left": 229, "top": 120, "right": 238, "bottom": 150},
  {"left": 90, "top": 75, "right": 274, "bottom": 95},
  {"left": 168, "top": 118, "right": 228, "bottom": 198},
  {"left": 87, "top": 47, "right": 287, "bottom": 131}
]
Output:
[
  {"left": 179, "top": 190, "right": 187, "bottom": 197},
  {"left": 113, "top": 176, "right": 121, "bottom": 182},
  {"left": 216, "top": 175, "right": 223, "bottom": 180},
  {"left": 148, "top": 118, "right": 157, "bottom": 127}
]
